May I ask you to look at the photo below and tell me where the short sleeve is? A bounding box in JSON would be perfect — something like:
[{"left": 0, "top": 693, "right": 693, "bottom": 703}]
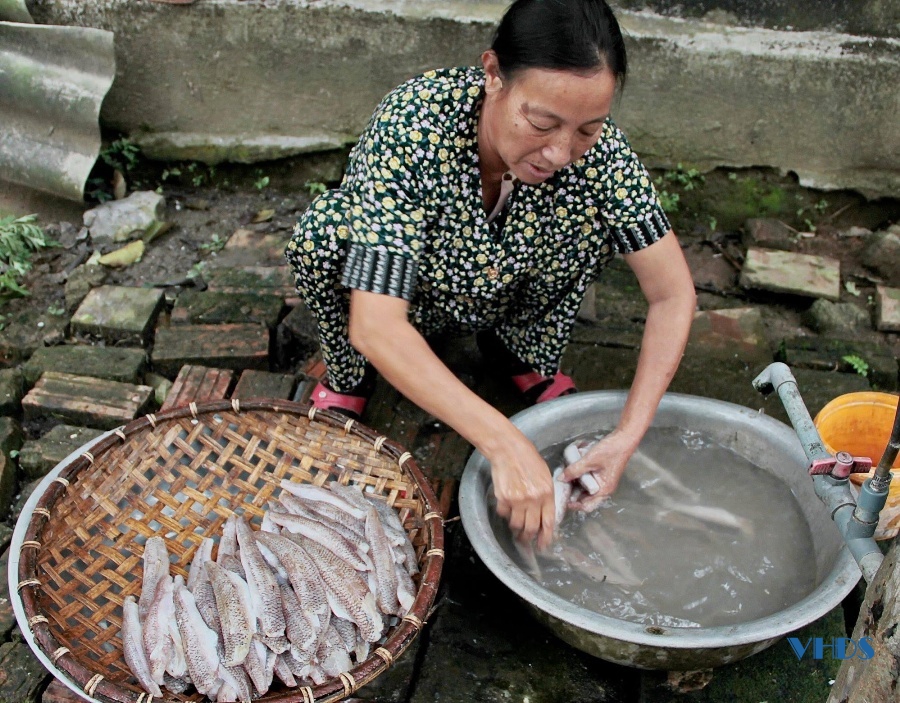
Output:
[
  {"left": 591, "top": 120, "right": 672, "bottom": 254},
  {"left": 339, "top": 87, "right": 435, "bottom": 301}
]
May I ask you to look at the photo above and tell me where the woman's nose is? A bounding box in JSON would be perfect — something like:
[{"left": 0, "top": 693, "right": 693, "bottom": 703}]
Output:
[{"left": 542, "top": 133, "right": 573, "bottom": 169}]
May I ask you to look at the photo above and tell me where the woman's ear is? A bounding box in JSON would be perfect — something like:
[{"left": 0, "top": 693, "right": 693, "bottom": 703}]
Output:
[{"left": 481, "top": 50, "right": 504, "bottom": 94}]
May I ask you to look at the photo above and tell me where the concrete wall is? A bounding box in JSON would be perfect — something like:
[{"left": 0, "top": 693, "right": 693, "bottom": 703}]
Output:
[{"left": 27, "top": 0, "right": 900, "bottom": 199}]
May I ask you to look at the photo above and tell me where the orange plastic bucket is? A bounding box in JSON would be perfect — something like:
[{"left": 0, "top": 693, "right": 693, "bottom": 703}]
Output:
[{"left": 814, "top": 392, "right": 900, "bottom": 539}]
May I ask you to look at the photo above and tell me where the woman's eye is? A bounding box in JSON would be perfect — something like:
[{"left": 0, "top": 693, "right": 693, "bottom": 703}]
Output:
[{"left": 530, "top": 122, "right": 554, "bottom": 132}]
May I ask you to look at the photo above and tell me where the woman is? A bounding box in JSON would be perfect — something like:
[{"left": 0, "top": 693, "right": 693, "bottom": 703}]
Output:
[{"left": 285, "top": 0, "right": 696, "bottom": 550}]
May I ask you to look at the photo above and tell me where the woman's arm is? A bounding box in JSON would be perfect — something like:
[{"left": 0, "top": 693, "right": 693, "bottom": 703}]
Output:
[
  {"left": 562, "top": 230, "right": 696, "bottom": 510},
  {"left": 348, "top": 289, "right": 558, "bottom": 548}
]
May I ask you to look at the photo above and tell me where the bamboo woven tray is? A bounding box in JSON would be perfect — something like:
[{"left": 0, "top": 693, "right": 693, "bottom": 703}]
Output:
[{"left": 13, "top": 399, "right": 445, "bottom": 703}]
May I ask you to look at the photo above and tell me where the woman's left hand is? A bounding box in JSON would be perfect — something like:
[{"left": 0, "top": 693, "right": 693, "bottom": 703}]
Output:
[{"left": 560, "top": 429, "right": 638, "bottom": 511}]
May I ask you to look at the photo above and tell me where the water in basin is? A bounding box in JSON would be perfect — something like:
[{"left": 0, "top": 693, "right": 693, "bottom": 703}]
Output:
[{"left": 491, "top": 426, "right": 818, "bottom": 629}]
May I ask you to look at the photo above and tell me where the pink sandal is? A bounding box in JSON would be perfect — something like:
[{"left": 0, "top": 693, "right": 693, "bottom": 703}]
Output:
[
  {"left": 512, "top": 370, "right": 577, "bottom": 404},
  {"left": 310, "top": 381, "right": 368, "bottom": 418}
]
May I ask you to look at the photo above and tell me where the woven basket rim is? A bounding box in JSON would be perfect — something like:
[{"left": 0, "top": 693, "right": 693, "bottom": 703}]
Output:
[{"left": 14, "top": 398, "right": 445, "bottom": 703}]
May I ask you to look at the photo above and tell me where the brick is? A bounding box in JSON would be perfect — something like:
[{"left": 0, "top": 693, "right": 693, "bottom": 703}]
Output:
[
  {"left": 275, "top": 301, "right": 319, "bottom": 369},
  {"left": 0, "top": 308, "right": 68, "bottom": 367},
  {"left": 0, "top": 547, "right": 14, "bottom": 640},
  {"left": 687, "top": 307, "right": 772, "bottom": 365},
  {"left": 170, "top": 289, "right": 284, "bottom": 328},
  {"left": 160, "top": 365, "right": 234, "bottom": 412},
  {"left": 70, "top": 285, "right": 165, "bottom": 346},
  {"left": 17, "top": 424, "right": 105, "bottom": 481},
  {"left": 0, "top": 640, "right": 50, "bottom": 702},
  {"left": 0, "top": 368, "right": 25, "bottom": 415},
  {"left": 875, "top": 285, "right": 900, "bottom": 332},
  {"left": 22, "top": 372, "right": 154, "bottom": 430},
  {"left": 222, "top": 228, "right": 291, "bottom": 265},
  {"left": 739, "top": 248, "right": 841, "bottom": 300},
  {"left": 204, "top": 265, "right": 295, "bottom": 298},
  {"left": 43, "top": 679, "right": 86, "bottom": 703},
  {"left": 23, "top": 345, "right": 147, "bottom": 387},
  {"left": 741, "top": 218, "right": 797, "bottom": 251},
  {"left": 151, "top": 324, "right": 269, "bottom": 377},
  {"left": 232, "top": 370, "right": 296, "bottom": 400},
  {"left": 0, "top": 417, "right": 24, "bottom": 521}
]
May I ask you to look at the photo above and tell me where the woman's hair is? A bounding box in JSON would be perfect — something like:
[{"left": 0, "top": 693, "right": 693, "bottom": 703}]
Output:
[{"left": 491, "top": 0, "right": 627, "bottom": 85}]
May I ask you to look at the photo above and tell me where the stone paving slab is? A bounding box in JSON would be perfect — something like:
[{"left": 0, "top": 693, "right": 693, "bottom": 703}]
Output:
[
  {"left": 0, "top": 547, "right": 14, "bottom": 640},
  {"left": 0, "top": 417, "right": 24, "bottom": 520},
  {"left": 70, "top": 285, "right": 165, "bottom": 346},
  {"left": 275, "top": 301, "right": 319, "bottom": 370},
  {"left": 778, "top": 337, "right": 898, "bottom": 391},
  {"left": 0, "top": 308, "right": 68, "bottom": 368},
  {"left": 203, "top": 265, "right": 296, "bottom": 300},
  {"left": 0, "top": 369, "right": 25, "bottom": 415},
  {"left": 232, "top": 370, "right": 295, "bottom": 400},
  {"left": 0, "top": 640, "right": 50, "bottom": 703},
  {"left": 151, "top": 324, "right": 269, "bottom": 377},
  {"left": 17, "top": 424, "right": 106, "bottom": 481},
  {"left": 22, "top": 372, "right": 154, "bottom": 430},
  {"left": 687, "top": 307, "right": 772, "bottom": 365},
  {"left": 23, "top": 345, "right": 147, "bottom": 387},
  {"left": 159, "top": 365, "right": 234, "bottom": 411},
  {"left": 42, "top": 679, "right": 84, "bottom": 703},
  {"left": 740, "top": 248, "right": 841, "bottom": 301},
  {"left": 741, "top": 218, "right": 798, "bottom": 252},
  {"left": 875, "top": 285, "right": 900, "bottom": 332},
  {"left": 63, "top": 263, "right": 107, "bottom": 314},
  {"left": 170, "top": 289, "right": 285, "bottom": 328}
]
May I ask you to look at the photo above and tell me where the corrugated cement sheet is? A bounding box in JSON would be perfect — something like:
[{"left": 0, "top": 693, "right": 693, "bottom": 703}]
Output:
[{"left": 0, "top": 19, "right": 115, "bottom": 201}]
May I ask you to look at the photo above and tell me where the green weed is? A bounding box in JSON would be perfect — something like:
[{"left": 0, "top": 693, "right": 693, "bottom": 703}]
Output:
[
  {"left": 304, "top": 180, "right": 327, "bottom": 196},
  {"left": 842, "top": 354, "right": 869, "bottom": 377},
  {"left": 199, "top": 234, "right": 226, "bottom": 253},
  {"left": 0, "top": 214, "right": 57, "bottom": 299}
]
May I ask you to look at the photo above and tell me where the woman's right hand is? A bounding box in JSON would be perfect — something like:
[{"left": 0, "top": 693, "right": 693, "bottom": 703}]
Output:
[{"left": 484, "top": 429, "right": 556, "bottom": 550}]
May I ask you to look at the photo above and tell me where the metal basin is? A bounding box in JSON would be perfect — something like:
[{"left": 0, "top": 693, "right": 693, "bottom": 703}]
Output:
[{"left": 459, "top": 391, "right": 861, "bottom": 670}]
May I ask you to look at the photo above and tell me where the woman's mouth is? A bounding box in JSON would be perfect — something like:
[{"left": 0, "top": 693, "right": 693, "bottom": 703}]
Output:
[{"left": 526, "top": 162, "right": 555, "bottom": 179}]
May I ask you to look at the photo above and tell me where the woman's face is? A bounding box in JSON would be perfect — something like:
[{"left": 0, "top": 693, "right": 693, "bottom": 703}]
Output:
[{"left": 479, "top": 51, "right": 617, "bottom": 184}]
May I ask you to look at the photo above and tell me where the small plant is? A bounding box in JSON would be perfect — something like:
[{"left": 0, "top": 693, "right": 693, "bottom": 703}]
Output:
[
  {"left": 304, "top": 180, "right": 327, "bottom": 196},
  {"left": 254, "top": 175, "right": 271, "bottom": 191},
  {"left": 0, "top": 214, "right": 57, "bottom": 298},
  {"left": 47, "top": 303, "right": 66, "bottom": 316},
  {"left": 199, "top": 234, "right": 226, "bottom": 253},
  {"left": 664, "top": 163, "right": 705, "bottom": 191},
  {"left": 707, "top": 216, "right": 718, "bottom": 232},
  {"left": 100, "top": 138, "right": 141, "bottom": 174},
  {"left": 161, "top": 167, "right": 182, "bottom": 182},
  {"left": 842, "top": 354, "right": 869, "bottom": 377},
  {"left": 657, "top": 188, "right": 680, "bottom": 214}
]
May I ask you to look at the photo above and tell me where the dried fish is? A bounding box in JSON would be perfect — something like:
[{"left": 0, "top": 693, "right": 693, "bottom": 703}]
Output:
[
  {"left": 279, "top": 493, "right": 367, "bottom": 545},
  {"left": 187, "top": 537, "right": 215, "bottom": 591},
  {"left": 552, "top": 467, "right": 572, "bottom": 527},
  {"left": 243, "top": 637, "right": 272, "bottom": 697},
  {"left": 205, "top": 561, "right": 255, "bottom": 667},
  {"left": 219, "top": 515, "right": 239, "bottom": 563},
  {"left": 235, "top": 518, "right": 286, "bottom": 639},
  {"left": 657, "top": 498, "right": 754, "bottom": 536},
  {"left": 254, "top": 532, "right": 331, "bottom": 640},
  {"left": 139, "top": 536, "right": 169, "bottom": 620},
  {"left": 316, "top": 624, "right": 353, "bottom": 677},
  {"left": 173, "top": 580, "right": 222, "bottom": 697},
  {"left": 219, "top": 554, "right": 247, "bottom": 581},
  {"left": 279, "top": 582, "right": 318, "bottom": 657},
  {"left": 143, "top": 575, "right": 175, "bottom": 685},
  {"left": 298, "top": 537, "right": 384, "bottom": 642},
  {"left": 167, "top": 575, "right": 189, "bottom": 679},
  {"left": 365, "top": 505, "right": 400, "bottom": 615},
  {"left": 280, "top": 480, "right": 366, "bottom": 520},
  {"left": 268, "top": 509, "right": 372, "bottom": 573},
  {"left": 122, "top": 596, "right": 163, "bottom": 697}
]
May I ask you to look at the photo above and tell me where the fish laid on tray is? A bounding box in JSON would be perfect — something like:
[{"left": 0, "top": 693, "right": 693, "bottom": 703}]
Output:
[{"left": 120, "top": 480, "right": 419, "bottom": 702}]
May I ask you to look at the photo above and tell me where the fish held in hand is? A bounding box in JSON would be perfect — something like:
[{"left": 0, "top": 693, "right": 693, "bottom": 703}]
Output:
[{"left": 563, "top": 440, "right": 602, "bottom": 495}]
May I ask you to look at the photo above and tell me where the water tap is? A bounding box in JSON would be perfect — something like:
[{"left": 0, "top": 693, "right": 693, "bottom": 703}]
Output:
[{"left": 808, "top": 451, "right": 873, "bottom": 480}]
